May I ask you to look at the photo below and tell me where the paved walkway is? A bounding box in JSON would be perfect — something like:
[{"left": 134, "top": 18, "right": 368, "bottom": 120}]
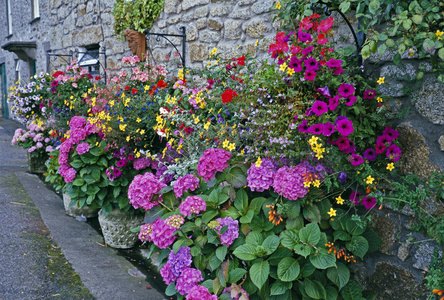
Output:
[{"left": 0, "top": 117, "right": 166, "bottom": 300}]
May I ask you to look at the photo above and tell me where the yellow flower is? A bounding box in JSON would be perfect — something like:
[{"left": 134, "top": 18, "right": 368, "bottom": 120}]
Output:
[
  {"left": 136, "top": 117, "right": 141, "bottom": 123},
  {"left": 303, "top": 181, "right": 311, "bottom": 188},
  {"left": 276, "top": 2, "right": 281, "bottom": 9},
  {"left": 365, "top": 175, "right": 375, "bottom": 184},
  {"left": 255, "top": 157, "right": 262, "bottom": 167},
  {"left": 240, "top": 149, "right": 245, "bottom": 155},
  {"left": 140, "top": 129, "right": 145, "bottom": 135},
  {"left": 315, "top": 152, "right": 324, "bottom": 160},
  {"left": 327, "top": 208, "right": 337, "bottom": 217},
  {"left": 126, "top": 136, "right": 130, "bottom": 142},
  {"left": 377, "top": 97, "right": 383, "bottom": 103},
  {"left": 387, "top": 163, "right": 395, "bottom": 171},
  {"left": 312, "top": 180, "right": 320, "bottom": 188},
  {"left": 308, "top": 136, "right": 318, "bottom": 146},
  {"left": 279, "top": 62, "right": 287, "bottom": 72},
  {"left": 144, "top": 85, "right": 150, "bottom": 91},
  {"left": 222, "top": 139, "right": 230, "bottom": 149},
  {"left": 286, "top": 68, "right": 295, "bottom": 76},
  {"left": 377, "top": 77, "right": 385, "bottom": 85},
  {"left": 436, "top": 30, "right": 443, "bottom": 40},
  {"left": 119, "top": 124, "right": 127, "bottom": 131},
  {"left": 255, "top": 39, "right": 259, "bottom": 47},
  {"left": 336, "top": 196, "right": 345, "bottom": 205},
  {"left": 204, "top": 121, "right": 211, "bottom": 130},
  {"left": 408, "top": 48, "right": 414, "bottom": 57},
  {"left": 228, "top": 143, "right": 236, "bottom": 151},
  {"left": 194, "top": 115, "right": 200, "bottom": 124}
]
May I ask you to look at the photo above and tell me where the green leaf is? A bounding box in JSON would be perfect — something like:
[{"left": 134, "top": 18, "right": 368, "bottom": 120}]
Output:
[
  {"left": 286, "top": 202, "right": 301, "bottom": 218},
  {"left": 220, "top": 206, "right": 240, "bottom": 220},
  {"left": 340, "top": 280, "right": 362, "bottom": 300},
  {"left": 346, "top": 236, "right": 369, "bottom": 259},
  {"left": 345, "top": 219, "right": 366, "bottom": 236},
  {"left": 268, "top": 247, "right": 293, "bottom": 266},
  {"left": 113, "top": 186, "right": 121, "bottom": 199},
  {"left": 89, "top": 146, "right": 103, "bottom": 156},
  {"left": 270, "top": 280, "right": 292, "bottom": 296},
  {"left": 334, "top": 230, "right": 352, "bottom": 242},
  {"left": 216, "top": 246, "right": 227, "bottom": 261},
  {"left": 369, "top": 40, "right": 377, "bottom": 53},
  {"left": 304, "top": 278, "right": 327, "bottom": 299},
  {"left": 83, "top": 175, "right": 95, "bottom": 184},
  {"left": 393, "top": 53, "right": 402, "bottom": 65},
  {"left": 378, "top": 43, "right": 387, "bottom": 55},
  {"left": 72, "top": 178, "right": 84, "bottom": 186},
  {"left": 250, "top": 260, "right": 269, "bottom": 290},
  {"left": 423, "top": 38, "right": 435, "bottom": 53},
  {"left": 262, "top": 235, "right": 280, "bottom": 255},
  {"left": 294, "top": 243, "right": 312, "bottom": 258},
  {"left": 299, "top": 222, "right": 321, "bottom": 245},
  {"left": 70, "top": 159, "right": 83, "bottom": 169},
  {"left": 229, "top": 268, "right": 247, "bottom": 283},
  {"left": 91, "top": 168, "right": 101, "bottom": 181},
  {"left": 226, "top": 166, "right": 247, "bottom": 188},
  {"left": 234, "top": 188, "right": 248, "bottom": 211},
  {"left": 362, "top": 228, "right": 382, "bottom": 253},
  {"left": 280, "top": 229, "right": 299, "bottom": 249},
  {"left": 209, "top": 254, "right": 222, "bottom": 271},
  {"left": 277, "top": 257, "right": 300, "bottom": 282},
  {"left": 326, "top": 285, "right": 339, "bottom": 300},
  {"left": 438, "top": 48, "right": 444, "bottom": 60},
  {"left": 233, "top": 244, "right": 257, "bottom": 261},
  {"left": 385, "top": 39, "right": 395, "bottom": 47},
  {"left": 250, "top": 197, "right": 267, "bottom": 214},
  {"left": 240, "top": 209, "right": 255, "bottom": 224},
  {"left": 246, "top": 231, "right": 263, "bottom": 246},
  {"left": 327, "top": 262, "right": 350, "bottom": 290},
  {"left": 402, "top": 19, "right": 412, "bottom": 30},
  {"left": 368, "top": 0, "right": 380, "bottom": 14},
  {"left": 165, "top": 283, "right": 177, "bottom": 296},
  {"left": 202, "top": 210, "right": 218, "bottom": 224},
  {"left": 412, "top": 14, "right": 423, "bottom": 24},
  {"left": 339, "top": 1, "right": 350, "bottom": 13},
  {"left": 303, "top": 205, "right": 321, "bottom": 223},
  {"left": 310, "top": 248, "right": 336, "bottom": 269}
]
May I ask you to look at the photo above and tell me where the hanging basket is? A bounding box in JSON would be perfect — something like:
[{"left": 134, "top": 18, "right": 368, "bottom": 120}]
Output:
[
  {"left": 63, "top": 193, "right": 99, "bottom": 218},
  {"left": 98, "top": 208, "right": 144, "bottom": 249}
]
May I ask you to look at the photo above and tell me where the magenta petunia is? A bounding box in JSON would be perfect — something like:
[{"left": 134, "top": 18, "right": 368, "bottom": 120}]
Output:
[
  {"left": 336, "top": 118, "right": 354, "bottom": 136},
  {"left": 308, "top": 123, "right": 324, "bottom": 135},
  {"left": 386, "top": 144, "right": 402, "bottom": 162},
  {"left": 317, "top": 86, "right": 331, "bottom": 98},
  {"left": 383, "top": 126, "right": 400, "bottom": 141},
  {"left": 333, "top": 67, "right": 344, "bottom": 75},
  {"left": 328, "top": 95, "right": 340, "bottom": 111},
  {"left": 322, "top": 122, "right": 335, "bottom": 136},
  {"left": 362, "top": 196, "right": 376, "bottom": 210},
  {"left": 363, "top": 89, "right": 376, "bottom": 100},
  {"left": 302, "top": 45, "right": 314, "bottom": 56},
  {"left": 349, "top": 191, "right": 361, "bottom": 205},
  {"left": 349, "top": 153, "right": 364, "bottom": 166},
  {"left": 338, "top": 83, "right": 355, "bottom": 98},
  {"left": 298, "top": 31, "right": 313, "bottom": 43},
  {"left": 116, "top": 158, "right": 127, "bottom": 168},
  {"left": 311, "top": 100, "right": 328, "bottom": 116},
  {"left": 363, "top": 148, "right": 377, "bottom": 161},
  {"left": 304, "top": 70, "right": 317, "bottom": 81},
  {"left": 298, "top": 119, "right": 309, "bottom": 133},
  {"left": 326, "top": 58, "right": 342, "bottom": 68},
  {"left": 304, "top": 57, "right": 319, "bottom": 71},
  {"left": 288, "top": 56, "right": 303, "bottom": 72},
  {"left": 344, "top": 95, "right": 357, "bottom": 106},
  {"left": 336, "top": 137, "right": 352, "bottom": 151},
  {"left": 375, "top": 143, "right": 386, "bottom": 154},
  {"left": 377, "top": 134, "right": 392, "bottom": 146}
]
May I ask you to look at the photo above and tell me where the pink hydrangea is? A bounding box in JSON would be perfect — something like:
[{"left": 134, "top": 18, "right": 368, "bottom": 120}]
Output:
[
  {"left": 176, "top": 268, "right": 203, "bottom": 295},
  {"left": 70, "top": 127, "right": 87, "bottom": 144},
  {"left": 69, "top": 116, "right": 86, "bottom": 129},
  {"left": 138, "top": 223, "right": 153, "bottom": 242},
  {"left": 160, "top": 261, "right": 178, "bottom": 285},
  {"left": 186, "top": 285, "right": 218, "bottom": 300},
  {"left": 128, "top": 172, "right": 166, "bottom": 211},
  {"left": 63, "top": 167, "right": 77, "bottom": 183},
  {"left": 150, "top": 218, "right": 177, "bottom": 249},
  {"left": 215, "top": 217, "right": 239, "bottom": 247},
  {"left": 179, "top": 196, "right": 206, "bottom": 216},
  {"left": 76, "top": 142, "right": 90, "bottom": 155},
  {"left": 174, "top": 174, "right": 200, "bottom": 198},
  {"left": 169, "top": 247, "right": 192, "bottom": 277},
  {"left": 272, "top": 164, "right": 308, "bottom": 200},
  {"left": 197, "top": 148, "right": 231, "bottom": 181},
  {"left": 133, "top": 157, "right": 152, "bottom": 170},
  {"left": 247, "top": 159, "right": 276, "bottom": 192}
]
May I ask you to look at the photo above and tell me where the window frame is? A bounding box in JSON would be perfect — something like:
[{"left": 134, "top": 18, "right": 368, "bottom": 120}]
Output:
[
  {"left": 31, "top": 0, "right": 40, "bottom": 20},
  {"left": 6, "top": 0, "right": 13, "bottom": 36}
]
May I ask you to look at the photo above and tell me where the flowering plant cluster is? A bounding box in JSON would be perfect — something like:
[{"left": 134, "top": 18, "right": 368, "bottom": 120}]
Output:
[{"left": 12, "top": 120, "right": 55, "bottom": 159}]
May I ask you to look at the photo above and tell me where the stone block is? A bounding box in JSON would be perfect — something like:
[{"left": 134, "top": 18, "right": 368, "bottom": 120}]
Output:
[
  {"left": 252, "top": 0, "right": 274, "bottom": 14},
  {"left": 413, "top": 81, "right": 444, "bottom": 125},
  {"left": 413, "top": 243, "right": 441, "bottom": 271},
  {"left": 224, "top": 20, "right": 242, "bottom": 40},
  {"left": 196, "top": 18, "right": 207, "bottom": 30},
  {"left": 199, "top": 30, "right": 221, "bottom": 43},
  {"left": 439, "top": 136, "right": 444, "bottom": 151},
  {"left": 230, "top": 8, "right": 251, "bottom": 19},
  {"left": 157, "top": 20, "right": 167, "bottom": 29},
  {"left": 397, "top": 242, "right": 411, "bottom": 261},
  {"left": 246, "top": 20, "right": 268, "bottom": 38},
  {"left": 164, "top": 0, "right": 179, "bottom": 14},
  {"left": 380, "top": 63, "right": 416, "bottom": 81},
  {"left": 186, "top": 24, "right": 198, "bottom": 42},
  {"left": 167, "top": 16, "right": 182, "bottom": 25},
  {"left": 210, "top": 5, "right": 230, "bottom": 17},
  {"left": 208, "top": 19, "right": 223, "bottom": 31},
  {"left": 372, "top": 213, "right": 396, "bottom": 255},
  {"left": 78, "top": 3, "right": 87, "bottom": 15},
  {"left": 189, "top": 43, "right": 208, "bottom": 62},
  {"left": 238, "top": 0, "right": 257, "bottom": 5},
  {"left": 182, "top": 0, "right": 210, "bottom": 11},
  {"left": 72, "top": 26, "right": 103, "bottom": 46},
  {"left": 194, "top": 6, "right": 208, "bottom": 19}
]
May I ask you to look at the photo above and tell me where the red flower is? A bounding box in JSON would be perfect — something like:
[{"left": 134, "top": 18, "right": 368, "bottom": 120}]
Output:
[
  {"left": 132, "top": 88, "right": 138, "bottom": 94},
  {"left": 95, "top": 76, "right": 101, "bottom": 80},
  {"left": 221, "top": 89, "right": 238, "bottom": 103},
  {"left": 52, "top": 71, "right": 65, "bottom": 78},
  {"left": 236, "top": 55, "right": 245, "bottom": 66},
  {"left": 157, "top": 80, "right": 167, "bottom": 89},
  {"left": 125, "top": 85, "right": 130, "bottom": 90}
]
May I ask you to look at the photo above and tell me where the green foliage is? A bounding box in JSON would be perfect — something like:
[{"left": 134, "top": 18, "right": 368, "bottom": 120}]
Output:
[{"left": 425, "top": 248, "right": 444, "bottom": 292}]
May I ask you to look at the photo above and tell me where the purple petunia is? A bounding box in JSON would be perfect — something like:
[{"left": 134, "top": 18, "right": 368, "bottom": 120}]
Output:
[
  {"left": 349, "top": 191, "right": 361, "bottom": 205},
  {"left": 328, "top": 95, "right": 340, "bottom": 111},
  {"left": 386, "top": 144, "right": 402, "bottom": 162},
  {"left": 363, "top": 148, "right": 377, "bottom": 161},
  {"left": 362, "top": 196, "right": 376, "bottom": 209},
  {"left": 298, "top": 31, "right": 313, "bottom": 43},
  {"left": 317, "top": 86, "right": 331, "bottom": 98},
  {"left": 349, "top": 153, "right": 364, "bottom": 166},
  {"left": 308, "top": 123, "right": 323, "bottom": 135},
  {"left": 322, "top": 122, "right": 335, "bottom": 136},
  {"left": 298, "top": 119, "right": 309, "bottom": 133},
  {"left": 338, "top": 83, "right": 355, "bottom": 98},
  {"left": 363, "top": 89, "right": 376, "bottom": 100},
  {"left": 116, "top": 158, "right": 127, "bottom": 168},
  {"left": 325, "top": 58, "right": 342, "bottom": 68},
  {"left": 375, "top": 143, "right": 386, "bottom": 154},
  {"left": 336, "top": 118, "right": 354, "bottom": 136},
  {"left": 288, "top": 56, "right": 303, "bottom": 72},
  {"left": 311, "top": 100, "right": 328, "bottom": 116},
  {"left": 344, "top": 95, "right": 357, "bottom": 106}
]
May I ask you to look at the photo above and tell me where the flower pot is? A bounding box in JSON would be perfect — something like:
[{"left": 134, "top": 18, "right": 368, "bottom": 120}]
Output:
[
  {"left": 123, "top": 29, "right": 146, "bottom": 61},
  {"left": 27, "top": 152, "right": 47, "bottom": 174},
  {"left": 98, "top": 208, "right": 144, "bottom": 249},
  {"left": 63, "top": 193, "right": 99, "bottom": 218}
]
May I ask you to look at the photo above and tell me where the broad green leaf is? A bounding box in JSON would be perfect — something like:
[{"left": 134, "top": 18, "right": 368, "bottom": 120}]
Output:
[
  {"left": 250, "top": 197, "right": 267, "bottom": 214},
  {"left": 326, "top": 285, "right": 339, "bottom": 300},
  {"left": 229, "top": 268, "right": 247, "bottom": 283},
  {"left": 233, "top": 244, "right": 257, "bottom": 261},
  {"left": 262, "top": 235, "right": 280, "bottom": 255},
  {"left": 286, "top": 215, "right": 304, "bottom": 230},
  {"left": 209, "top": 254, "right": 222, "bottom": 271},
  {"left": 268, "top": 247, "right": 293, "bottom": 266},
  {"left": 72, "top": 178, "right": 84, "bottom": 186},
  {"left": 362, "top": 228, "right": 382, "bottom": 253},
  {"left": 294, "top": 243, "right": 312, "bottom": 258},
  {"left": 402, "top": 19, "right": 412, "bottom": 30},
  {"left": 398, "top": 43, "right": 406, "bottom": 54},
  {"left": 334, "top": 230, "right": 352, "bottom": 242},
  {"left": 270, "top": 280, "right": 292, "bottom": 296},
  {"left": 240, "top": 209, "right": 255, "bottom": 224},
  {"left": 250, "top": 260, "right": 269, "bottom": 290},
  {"left": 369, "top": 40, "right": 377, "bottom": 53},
  {"left": 246, "top": 231, "right": 263, "bottom": 246},
  {"left": 368, "top": 0, "right": 380, "bottom": 14},
  {"left": 327, "top": 262, "right": 350, "bottom": 290},
  {"left": 438, "top": 48, "right": 444, "bottom": 60},
  {"left": 226, "top": 166, "right": 247, "bottom": 188},
  {"left": 277, "top": 257, "right": 300, "bottom": 282},
  {"left": 346, "top": 236, "right": 369, "bottom": 259},
  {"left": 234, "top": 189, "right": 248, "bottom": 211},
  {"left": 340, "top": 280, "right": 362, "bottom": 300},
  {"left": 378, "top": 43, "right": 387, "bottom": 55},
  {"left": 216, "top": 246, "right": 227, "bottom": 261},
  {"left": 310, "top": 248, "right": 336, "bottom": 269},
  {"left": 70, "top": 159, "right": 83, "bottom": 168},
  {"left": 89, "top": 146, "right": 103, "bottom": 156},
  {"left": 250, "top": 215, "right": 274, "bottom": 232},
  {"left": 385, "top": 39, "right": 395, "bottom": 47},
  {"left": 423, "top": 38, "right": 435, "bottom": 53},
  {"left": 412, "top": 14, "right": 423, "bottom": 24},
  {"left": 304, "top": 278, "right": 327, "bottom": 299},
  {"left": 339, "top": 1, "right": 350, "bottom": 13},
  {"left": 393, "top": 53, "right": 402, "bottom": 65},
  {"left": 345, "top": 218, "right": 366, "bottom": 236},
  {"left": 299, "top": 222, "right": 321, "bottom": 245},
  {"left": 165, "top": 283, "right": 177, "bottom": 296},
  {"left": 202, "top": 210, "right": 218, "bottom": 224},
  {"left": 303, "top": 205, "right": 321, "bottom": 223},
  {"left": 280, "top": 229, "right": 299, "bottom": 249},
  {"left": 342, "top": 46, "right": 355, "bottom": 57},
  {"left": 286, "top": 202, "right": 301, "bottom": 218}
]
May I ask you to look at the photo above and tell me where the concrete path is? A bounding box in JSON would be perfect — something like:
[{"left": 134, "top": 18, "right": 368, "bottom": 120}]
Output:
[{"left": 0, "top": 117, "right": 166, "bottom": 300}]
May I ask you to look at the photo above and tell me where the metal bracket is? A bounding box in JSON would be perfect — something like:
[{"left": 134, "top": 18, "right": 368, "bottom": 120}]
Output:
[{"left": 145, "top": 26, "right": 186, "bottom": 68}]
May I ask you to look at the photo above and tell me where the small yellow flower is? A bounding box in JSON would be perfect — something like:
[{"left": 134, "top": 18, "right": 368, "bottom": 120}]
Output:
[
  {"left": 119, "top": 124, "right": 127, "bottom": 131},
  {"left": 308, "top": 136, "right": 318, "bottom": 146},
  {"left": 408, "top": 48, "right": 414, "bottom": 57},
  {"left": 286, "top": 68, "right": 295, "bottom": 76},
  {"left": 303, "top": 181, "right": 311, "bottom": 188},
  {"left": 327, "top": 208, "right": 337, "bottom": 217},
  {"left": 255, "top": 39, "right": 259, "bottom": 47},
  {"left": 336, "top": 196, "right": 345, "bottom": 205},
  {"left": 377, "top": 77, "right": 385, "bottom": 85},
  {"left": 222, "top": 139, "right": 230, "bottom": 149},
  {"left": 387, "top": 163, "right": 395, "bottom": 171},
  {"left": 228, "top": 143, "right": 236, "bottom": 151},
  {"left": 276, "top": 2, "right": 281, "bottom": 9},
  {"left": 255, "top": 157, "right": 262, "bottom": 167},
  {"left": 279, "top": 62, "right": 287, "bottom": 72},
  {"left": 204, "top": 121, "right": 211, "bottom": 130},
  {"left": 436, "top": 30, "right": 443, "bottom": 40},
  {"left": 312, "top": 180, "right": 320, "bottom": 188},
  {"left": 136, "top": 117, "right": 141, "bottom": 123},
  {"left": 365, "top": 175, "right": 375, "bottom": 185},
  {"left": 377, "top": 97, "right": 383, "bottom": 103}
]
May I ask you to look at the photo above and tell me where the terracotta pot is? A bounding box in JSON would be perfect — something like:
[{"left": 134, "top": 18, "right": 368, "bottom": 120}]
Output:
[
  {"left": 123, "top": 29, "right": 146, "bottom": 61},
  {"left": 98, "top": 208, "right": 144, "bottom": 249},
  {"left": 63, "top": 193, "right": 99, "bottom": 219}
]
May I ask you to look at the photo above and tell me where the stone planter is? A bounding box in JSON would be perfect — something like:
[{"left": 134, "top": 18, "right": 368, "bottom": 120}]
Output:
[
  {"left": 98, "top": 208, "right": 144, "bottom": 249},
  {"left": 27, "top": 152, "right": 47, "bottom": 174},
  {"left": 63, "top": 193, "right": 99, "bottom": 218}
]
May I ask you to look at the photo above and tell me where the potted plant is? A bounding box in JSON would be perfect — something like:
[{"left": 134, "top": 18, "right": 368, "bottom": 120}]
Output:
[{"left": 112, "top": 0, "right": 165, "bottom": 60}]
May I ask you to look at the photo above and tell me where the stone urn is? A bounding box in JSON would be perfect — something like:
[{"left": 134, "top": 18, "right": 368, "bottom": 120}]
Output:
[
  {"left": 98, "top": 208, "right": 144, "bottom": 249},
  {"left": 27, "top": 152, "right": 47, "bottom": 174},
  {"left": 123, "top": 29, "right": 146, "bottom": 61},
  {"left": 63, "top": 193, "right": 99, "bottom": 218}
]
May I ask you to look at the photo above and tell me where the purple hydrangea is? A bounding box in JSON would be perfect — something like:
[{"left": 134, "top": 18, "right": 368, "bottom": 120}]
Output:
[
  {"left": 186, "top": 285, "right": 218, "bottom": 300},
  {"left": 76, "top": 142, "right": 90, "bottom": 155},
  {"left": 272, "top": 164, "right": 308, "bottom": 201},
  {"left": 215, "top": 217, "right": 239, "bottom": 247},
  {"left": 138, "top": 224, "right": 153, "bottom": 242},
  {"left": 174, "top": 174, "right": 200, "bottom": 198},
  {"left": 150, "top": 218, "right": 177, "bottom": 249},
  {"left": 128, "top": 172, "right": 166, "bottom": 211},
  {"left": 197, "top": 148, "right": 231, "bottom": 181},
  {"left": 133, "top": 157, "right": 152, "bottom": 170},
  {"left": 63, "top": 167, "right": 77, "bottom": 183},
  {"left": 69, "top": 116, "right": 86, "bottom": 129},
  {"left": 176, "top": 268, "right": 203, "bottom": 295},
  {"left": 160, "top": 261, "right": 178, "bottom": 285},
  {"left": 169, "top": 247, "right": 192, "bottom": 277},
  {"left": 247, "top": 159, "right": 276, "bottom": 192},
  {"left": 179, "top": 196, "right": 207, "bottom": 216},
  {"left": 70, "top": 127, "right": 87, "bottom": 144}
]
